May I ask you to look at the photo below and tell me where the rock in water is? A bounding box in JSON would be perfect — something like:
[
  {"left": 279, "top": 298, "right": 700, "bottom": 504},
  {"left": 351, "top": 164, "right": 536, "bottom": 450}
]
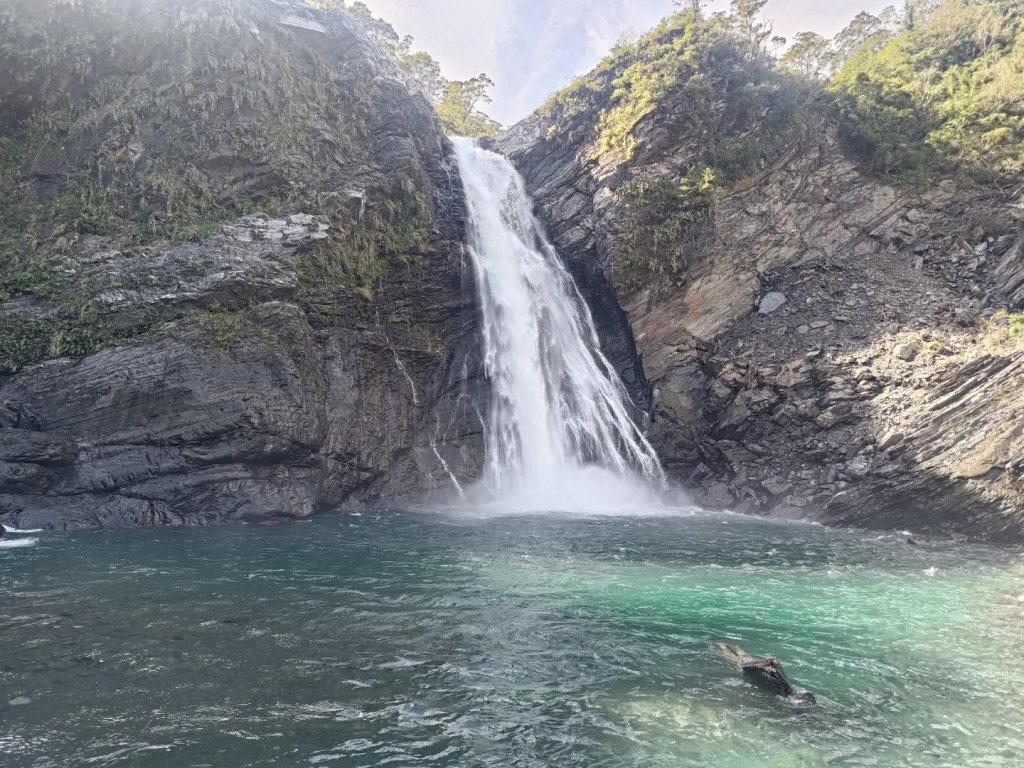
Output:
[{"left": 714, "top": 642, "right": 817, "bottom": 706}]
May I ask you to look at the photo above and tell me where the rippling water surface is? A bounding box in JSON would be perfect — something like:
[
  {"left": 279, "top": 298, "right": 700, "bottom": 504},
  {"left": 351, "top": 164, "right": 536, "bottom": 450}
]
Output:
[{"left": 2, "top": 511, "right": 1023, "bottom": 767}]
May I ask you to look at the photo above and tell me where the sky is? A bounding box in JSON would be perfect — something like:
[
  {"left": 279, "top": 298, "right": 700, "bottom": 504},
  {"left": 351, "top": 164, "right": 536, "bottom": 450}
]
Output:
[{"left": 358, "top": 0, "right": 894, "bottom": 126}]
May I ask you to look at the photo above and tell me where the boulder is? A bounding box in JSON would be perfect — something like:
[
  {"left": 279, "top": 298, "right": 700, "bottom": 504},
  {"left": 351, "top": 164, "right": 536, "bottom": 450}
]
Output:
[{"left": 758, "top": 292, "right": 787, "bottom": 314}]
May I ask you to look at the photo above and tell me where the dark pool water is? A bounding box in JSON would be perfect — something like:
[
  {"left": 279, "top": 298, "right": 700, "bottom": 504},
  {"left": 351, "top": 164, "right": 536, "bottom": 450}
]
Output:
[{"left": 2, "top": 510, "right": 1023, "bottom": 767}]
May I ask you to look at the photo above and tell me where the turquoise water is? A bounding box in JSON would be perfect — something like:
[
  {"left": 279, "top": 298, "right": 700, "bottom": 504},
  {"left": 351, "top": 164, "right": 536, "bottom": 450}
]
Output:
[{"left": 2, "top": 511, "right": 1023, "bottom": 767}]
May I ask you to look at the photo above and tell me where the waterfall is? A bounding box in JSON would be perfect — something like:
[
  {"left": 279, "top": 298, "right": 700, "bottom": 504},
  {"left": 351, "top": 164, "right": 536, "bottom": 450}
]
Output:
[{"left": 452, "top": 138, "right": 666, "bottom": 512}]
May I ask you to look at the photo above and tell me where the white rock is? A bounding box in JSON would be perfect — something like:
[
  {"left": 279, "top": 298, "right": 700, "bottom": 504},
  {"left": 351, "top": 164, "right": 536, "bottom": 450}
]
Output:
[{"left": 758, "top": 292, "right": 787, "bottom": 314}]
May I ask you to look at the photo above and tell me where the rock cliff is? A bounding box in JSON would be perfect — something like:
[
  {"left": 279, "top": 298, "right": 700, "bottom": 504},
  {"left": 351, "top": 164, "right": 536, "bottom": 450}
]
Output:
[
  {"left": 4, "top": 0, "right": 1022, "bottom": 541},
  {"left": 0, "top": 0, "right": 484, "bottom": 529},
  {"left": 498, "top": 18, "right": 1024, "bottom": 540}
]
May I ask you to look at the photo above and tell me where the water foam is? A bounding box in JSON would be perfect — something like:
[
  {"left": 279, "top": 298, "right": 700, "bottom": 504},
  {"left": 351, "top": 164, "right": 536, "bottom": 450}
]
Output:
[{"left": 0, "top": 538, "right": 39, "bottom": 549}]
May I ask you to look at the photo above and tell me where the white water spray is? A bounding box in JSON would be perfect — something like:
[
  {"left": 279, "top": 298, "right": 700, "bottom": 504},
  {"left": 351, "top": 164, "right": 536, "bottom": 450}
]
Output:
[{"left": 452, "top": 138, "right": 666, "bottom": 512}]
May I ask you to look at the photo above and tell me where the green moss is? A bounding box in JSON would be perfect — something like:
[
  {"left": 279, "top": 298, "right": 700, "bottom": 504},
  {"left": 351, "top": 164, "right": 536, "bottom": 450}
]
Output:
[
  {"left": 198, "top": 308, "right": 279, "bottom": 351},
  {"left": 537, "top": 9, "right": 814, "bottom": 292},
  {"left": 0, "top": 0, "right": 453, "bottom": 368},
  {"left": 0, "top": 313, "right": 109, "bottom": 373},
  {"left": 0, "top": 262, "right": 60, "bottom": 301},
  {"left": 0, "top": 0, "right": 370, "bottom": 264},
  {"left": 0, "top": 0, "right": 427, "bottom": 319},
  {"left": 614, "top": 167, "right": 716, "bottom": 286},
  {"left": 593, "top": 12, "right": 711, "bottom": 159}
]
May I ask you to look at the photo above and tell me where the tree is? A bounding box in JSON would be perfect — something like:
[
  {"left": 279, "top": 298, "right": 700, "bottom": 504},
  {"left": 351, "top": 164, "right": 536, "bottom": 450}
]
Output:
[
  {"left": 394, "top": 38, "right": 445, "bottom": 104},
  {"left": 436, "top": 74, "right": 501, "bottom": 137},
  {"left": 827, "top": 10, "right": 899, "bottom": 74},
  {"left": 830, "top": 0, "right": 1024, "bottom": 180},
  {"left": 729, "top": 0, "right": 774, "bottom": 60},
  {"left": 902, "top": 0, "right": 941, "bottom": 30},
  {"left": 308, "top": 2, "right": 500, "bottom": 130},
  {"left": 780, "top": 31, "right": 829, "bottom": 79}
]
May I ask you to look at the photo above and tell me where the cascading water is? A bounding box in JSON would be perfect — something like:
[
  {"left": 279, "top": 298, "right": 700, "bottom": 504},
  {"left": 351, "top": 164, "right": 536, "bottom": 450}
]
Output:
[{"left": 452, "top": 138, "right": 667, "bottom": 512}]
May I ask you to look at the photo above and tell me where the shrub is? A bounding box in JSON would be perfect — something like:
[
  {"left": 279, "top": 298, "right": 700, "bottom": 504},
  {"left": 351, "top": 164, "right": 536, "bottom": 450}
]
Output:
[{"left": 614, "top": 167, "right": 716, "bottom": 286}]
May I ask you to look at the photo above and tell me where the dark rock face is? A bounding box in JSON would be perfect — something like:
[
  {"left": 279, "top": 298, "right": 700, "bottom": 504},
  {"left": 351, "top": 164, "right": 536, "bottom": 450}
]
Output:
[
  {"left": 0, "top": 215, "right": 487, "bottom": 530},
  {"left": 0, "top": 1, "right": 487, "bottom": 529},
  {"left": 500, "top": 89, "right": 1024, "bottom": 539}
]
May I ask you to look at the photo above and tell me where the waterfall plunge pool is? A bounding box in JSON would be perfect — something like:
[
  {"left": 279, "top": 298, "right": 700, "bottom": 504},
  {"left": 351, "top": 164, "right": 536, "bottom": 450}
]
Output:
[{"left": 2, "top": 511, "right": 1023, "bottom": 767}]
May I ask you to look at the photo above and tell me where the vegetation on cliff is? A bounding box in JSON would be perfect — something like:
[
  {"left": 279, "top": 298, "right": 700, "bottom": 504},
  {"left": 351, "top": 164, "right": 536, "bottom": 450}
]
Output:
[
  {"left": 310, "top": 1, "right": 500, "bottom": 137},
  {"left": 615, "top": 169, "right": 717, "bottom": 285},
  {"left": 0, "top": 0, "right": 455, "bottom": 371},
  {"left": 530, "top": 0, "right": 1022, "bottom": 286},
  {"left": 537, "top": 2, "right": 810, "bottom": 285},
  {"left": 830, "top": 0, "right": 1024, "bottom": 181}
]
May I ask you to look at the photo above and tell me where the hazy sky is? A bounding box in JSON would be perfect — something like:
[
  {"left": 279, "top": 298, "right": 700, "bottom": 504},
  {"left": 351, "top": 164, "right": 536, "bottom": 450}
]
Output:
[{"left": 359, "top": 0, "right": 893, "bottom": 126}]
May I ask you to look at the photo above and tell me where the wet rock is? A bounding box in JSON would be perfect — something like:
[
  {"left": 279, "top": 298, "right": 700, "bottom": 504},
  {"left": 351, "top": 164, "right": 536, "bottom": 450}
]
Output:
[
  {"left": 846, "top": 455, "right": 873, "bottom": 479},
  {"left": 699, "top": 480, "right": 736, "bottom": 509},
  {"left": 0, "top": 430, "right": 77, "bottom": 465},
  {"left": 874, "top": 462, "right": 904, "bottom": 478},
  {"left": 499, "top": 50, "right": 1024, "bottom": 541},
  {"left": 0, "top": 6, "right": 487, "bottom": 530}
]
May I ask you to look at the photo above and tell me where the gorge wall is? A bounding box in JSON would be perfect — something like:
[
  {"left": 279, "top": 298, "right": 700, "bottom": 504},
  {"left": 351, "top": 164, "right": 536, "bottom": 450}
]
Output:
[
  {"left": 0, "top": 0, "right": 485, "bottom": 529},
  {"left": 3, "top": 0, "right": 1022, "bottom": 542},
  {"left": 497, "top": 14, "right": 1024, "bottom": 540}
]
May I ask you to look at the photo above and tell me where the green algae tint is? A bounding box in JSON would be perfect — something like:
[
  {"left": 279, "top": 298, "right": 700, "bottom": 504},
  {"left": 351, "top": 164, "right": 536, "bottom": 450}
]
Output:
[{"left": 2, "top": 512, "right": 1023, "bottom": 767}]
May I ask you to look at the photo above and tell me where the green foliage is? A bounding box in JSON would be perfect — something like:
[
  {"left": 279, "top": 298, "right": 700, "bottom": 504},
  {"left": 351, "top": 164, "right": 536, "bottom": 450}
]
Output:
[
  {"left": 297, "top": 175, "right": 432, "bottom": 300},
  {"left": 198, "top": 308, "right": 278, "bottom": 351},
  {"left": 545, "top": 7, "right": 806, "bottom": 170},
  {"left": 0, "top": 315, "right": 54, "bottom": 373},
  {"left": 0, "top": 262, "right": 60, "bottom": 301},
  {"left": 780, "top": 32, "right": 831, "bottom": 79},
  {"left": 308, "top": 1, "right": 498, "bottom": 129},
  {"left": 0, "top": 0, "right": 421, "bottom": 302},
  {"left": 0, "top": 0, "right": 454, "bottom": 370},
  {"left": 830, "top": 0, "right": 1024, "bottom": 181},
  {"left": 1009, "top": 312, "right": 1024, "bottom": 337},
  {"left": 614, "top": 168, "right": 716, "bottom": 285},
  {"left": 540, "top": 4, "right": 812, "bottom": 286},
  {"left": 0, "top": 303, "right": 155, "bottom": 373},
  {"left": 436, "top": 75, "right": 502, "bottom": 138},
  {"left": 592, "top": 10, "right": 711, "bottom": 159},
  {"left": 0, "top": 0, "right": 320, "bottom": 291},
  {"left": 825, "top": 10, "right": 902, "bottom": 77}
]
